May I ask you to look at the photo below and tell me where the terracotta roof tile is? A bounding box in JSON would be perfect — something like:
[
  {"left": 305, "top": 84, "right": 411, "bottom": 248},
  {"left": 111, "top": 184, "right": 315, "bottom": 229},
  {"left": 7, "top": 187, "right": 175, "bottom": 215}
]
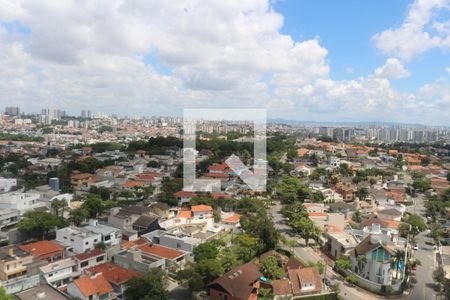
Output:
[
  {"left": 19, "top": 240, "right": 64, "bottom": 260},
  {"left": 73, "top": 274, "right": 113, "bottom": 297},
  {"left": 137, "top": 244, "right": 185, "bottom": 260},
  {"left": 87, "top": 262, "right": 141, "bottom": 285}
]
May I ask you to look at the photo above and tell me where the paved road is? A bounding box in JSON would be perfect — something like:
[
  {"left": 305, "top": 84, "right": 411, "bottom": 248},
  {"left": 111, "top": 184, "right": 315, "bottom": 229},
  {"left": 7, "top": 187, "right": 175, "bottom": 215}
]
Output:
[
  {"left": 404, "top": 190, "right": 438, "bottom": 300},
  {"left": 407, "top": 231, "right": 438, "bottom": 300}
]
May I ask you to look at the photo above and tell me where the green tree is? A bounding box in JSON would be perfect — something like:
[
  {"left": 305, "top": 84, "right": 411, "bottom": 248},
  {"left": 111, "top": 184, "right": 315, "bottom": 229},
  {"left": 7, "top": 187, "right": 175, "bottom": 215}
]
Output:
[
  {"left": 195, "top": 259, "right": 224, "bottom": 284},
  {"left": 193, "top": 242, "right": 219, "bottom": 262},
  {"left": 18, "top": 211, "right": 67, "bottom": 240},
  {"left": 95, "top": 242, "right": 106, "bottom": 250},
  {"left": 51, "top": 198, "right": 67, "bottom": 217},
  {"left": 233, "top": 234, "right": 261, "bottom": 262},
  {"left": 124, "top": 269, "right": 170, "bottom": 300},
  {"left": 335, "top": 256, "right": 352, "bottom": 271},
  {"left": 260, "top": 256, "right": 284, "bottom": 279},
  {"left": 276, "top": 176, "right": 311, "bottom": 204},
  {"left": 352, "top": 210, "right": 362, "bottom": 223},
  {"left": 290, "top": 217, "right": 321, "bottom": 246},
  {"left": 176, "top": 267, "right": 205, "bottom": 291},
  {"left": 81, "top": 194, "right": 104, "bottom": 218},
  {"left": 406, "top": 214, "right": 427, "bottom": 239},
  {"left": 356, "top": 187, "right": 369, "bottom": 200},
  {"left": 69, "top": 208, "right": 88, "bottom": 226}
]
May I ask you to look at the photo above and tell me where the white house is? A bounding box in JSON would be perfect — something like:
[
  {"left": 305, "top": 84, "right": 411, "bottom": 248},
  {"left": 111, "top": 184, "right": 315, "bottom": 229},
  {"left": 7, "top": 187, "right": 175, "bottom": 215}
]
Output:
[
  {"left": 40, "top": 257, "right": 81, "bottom": 288},
  {"left": 0, "top": 192, "right": 44, "bottom": 214},
  {"left": 0, "top": 178, "right": 17, "bottom": 192},
  {"left": 84, "top": 219, "right": 122, "bottom": 247},
  {"left": 56, "top": 226, "right": 102, "bottom": 254},
  {"left": 349, "top": 234, "right": 396, "bottom": 285}
]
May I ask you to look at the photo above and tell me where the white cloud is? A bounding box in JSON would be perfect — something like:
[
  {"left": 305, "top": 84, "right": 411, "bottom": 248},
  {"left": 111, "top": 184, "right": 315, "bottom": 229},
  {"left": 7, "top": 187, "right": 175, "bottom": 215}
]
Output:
[
  {"left": 374, "top": 58, "right": 411, "bottom": 79},
  {"left": 372, "top": 0, "right": 450, "bottom": 62},
  {"left": 0, "top": 0, "right": 449, "bottom": 124}
]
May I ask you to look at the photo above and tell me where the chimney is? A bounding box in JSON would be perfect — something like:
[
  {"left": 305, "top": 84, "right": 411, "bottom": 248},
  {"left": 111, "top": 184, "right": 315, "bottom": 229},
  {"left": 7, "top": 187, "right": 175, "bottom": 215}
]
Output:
[{"left": 8, "top": 247, "right": 14, "bottom": 257}]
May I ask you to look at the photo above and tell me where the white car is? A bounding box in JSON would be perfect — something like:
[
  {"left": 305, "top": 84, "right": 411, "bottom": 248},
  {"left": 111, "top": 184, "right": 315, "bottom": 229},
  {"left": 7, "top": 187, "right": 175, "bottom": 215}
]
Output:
[{"left": 412, "top": 243, "right": 419, "bottom": 250}]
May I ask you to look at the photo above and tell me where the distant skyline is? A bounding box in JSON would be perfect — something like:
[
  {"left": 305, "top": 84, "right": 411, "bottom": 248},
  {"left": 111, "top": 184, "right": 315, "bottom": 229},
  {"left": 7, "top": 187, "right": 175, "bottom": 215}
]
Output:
[{"left": 1, "top": 0, "right": 450, "bottom": 125}]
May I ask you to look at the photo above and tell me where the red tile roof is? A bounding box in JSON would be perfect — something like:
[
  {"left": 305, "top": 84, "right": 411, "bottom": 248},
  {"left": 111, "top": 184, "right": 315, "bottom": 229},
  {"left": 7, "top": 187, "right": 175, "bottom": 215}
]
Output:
[
  {"left": 208, "top": 164, "right": 229, "bottom": 171},
  {"left": 191, "top": 204, "right": 213, "bottom": 212},
  {"left": 211, "top": 193, "right": 232, "bottom": 199},
  {"left": 75, "top": 248, "right": 105, "bottom": 261},
  {"left": 87, "top": 262, "right": 141, "bottom": 285},
  {"left": 175, "top": 191, "right": 197, "bottom": 198},
  {"left": 123, "top": 181, "right": 146, "bottom": 188},
  {"left": 73, "top": 274, "right": 113, "bottom": 297},
  {"left": 222, "top": 213, "right": 240, "bottom": 224},
  {"left": 137, "top": 244, "right": 185, "bottom": 260},
  {"left": 71, "top": 173, "right": 93, "bottom": 180},
  {"left": 204, "top": 173, "right": 230, "bottom": 178},
  {"left": 177, "top": 210, "right": 192, "bottom": 219},
  {"left": 19, "top": 240, "right": 64, "bottom": 260}
]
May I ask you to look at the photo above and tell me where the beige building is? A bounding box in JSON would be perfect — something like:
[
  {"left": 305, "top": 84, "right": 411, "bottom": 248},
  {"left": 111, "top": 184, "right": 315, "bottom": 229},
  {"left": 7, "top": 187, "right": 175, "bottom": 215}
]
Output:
[{"left": 0, "top": 246, "right": 34, "bottom": 281}]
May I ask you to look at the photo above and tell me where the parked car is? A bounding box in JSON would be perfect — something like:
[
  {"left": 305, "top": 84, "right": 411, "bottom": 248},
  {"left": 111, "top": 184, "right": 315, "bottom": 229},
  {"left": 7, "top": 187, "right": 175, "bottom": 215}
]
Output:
[{"left": 413, "top": 243, "right": 419, "bottom": 250}]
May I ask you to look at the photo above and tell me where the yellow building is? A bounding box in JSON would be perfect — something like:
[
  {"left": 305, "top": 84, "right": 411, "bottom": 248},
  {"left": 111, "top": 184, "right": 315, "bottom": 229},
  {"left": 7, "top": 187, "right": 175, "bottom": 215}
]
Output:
[{"left": 0, "top": 246, "right": 34, "bottom": 281}]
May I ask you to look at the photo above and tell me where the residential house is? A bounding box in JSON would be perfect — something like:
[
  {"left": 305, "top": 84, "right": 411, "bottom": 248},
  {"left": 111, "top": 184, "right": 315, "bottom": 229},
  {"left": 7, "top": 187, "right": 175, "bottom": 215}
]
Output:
[
  {"left": 348, "top": 234, "right": 402, "bottom": 285},
  {"left": 56, "top": 226, "right": 102, "bottom": 254},
  {"left": 108, "top": 206, "right": 160, "bottom": 237},
  {"left": 0, "top": 177, "right": 17, "bottom": 192},
  {"left": 0, "top": 209, "right": 20, "bottom": 229},
  {"left": 0, "top": 192, "right": 44, "bottom": 214},
  {"left": 303, "top": 203, "right": 325, "bottom": 214},
  {"left": 142, "top": 229, "right": 204, "bottom": 253},
  {"left": 67, "top": 273, "right": 115, "bottom": 300},
  {"left": 207, "top": 262, "right": 261, "bottom": 300},
  {"left": 85, "top": 262, "right": 141, "bottom": 298},
  {"left": 377, "top": 208, "right": 402, "bottom": 222},
  {"left": 0, "top": 246, "right": 34, "bottom": 280},
  {"left": 309, "top": 212, "right": 346, "bottom": 233},
  {"left": 19, "top": 240, "right": 65, "bottom": 262},
  {"left": 174, "top": 191, "right": 197, "bottom": 206},
  {"left": 84, "top": 219, "right": 122, "bottom": 247},
  {"left": 136, "top": 243, "right": 186, "bottom": 269},
  {"left": 70, "top": 173, "right": 93, "bottom": 191},
  {"left": 16, "top": 283, "right": 70, "bottom": 300},
  {"left": 40, "top": 257, "right": 80, "bottom": 288},
  {"left": 113, "top": 247, "right": 166, "bottom": 274},
  {"left": 288, "top": 267, "right": 323, "bottom": 296},
  {"left": 327, "top": 231, "right": 359, "bottom": 259},
  {"left": 335, "top": 182, "right": 356, "bottom": 202},
  {"left": 148, "top": 202, "right": 171, "bottom": 219},
  {"left": 191, "top": 204, "right": 213, "bottom": 219},
  {"left": 74, "top": 248, "right": 107, "bottom": 272}
]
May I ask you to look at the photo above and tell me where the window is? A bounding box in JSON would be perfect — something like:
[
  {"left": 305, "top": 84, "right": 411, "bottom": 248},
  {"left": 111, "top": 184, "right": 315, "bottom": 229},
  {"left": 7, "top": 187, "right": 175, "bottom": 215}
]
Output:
[
  {"left": 94, "top": 239, "right": 98, "bottom": 243},
  {"left": 104, "top": 235, "right": 111, "bottom": 241},
  {"left": 96, "top": 256, "right": 104, "bottom": 262},
  {"left": 80, "top": 261, "right": 88, "bottom": 268}
]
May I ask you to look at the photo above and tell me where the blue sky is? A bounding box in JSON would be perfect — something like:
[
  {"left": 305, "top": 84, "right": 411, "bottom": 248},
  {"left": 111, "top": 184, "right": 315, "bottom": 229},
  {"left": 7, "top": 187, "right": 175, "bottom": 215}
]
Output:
[
  {"left": 0, "top": 0, "right": 450, "bottom": 125},
  {"left": 274, "top": 0, "right": 448, "bottom": 92}
]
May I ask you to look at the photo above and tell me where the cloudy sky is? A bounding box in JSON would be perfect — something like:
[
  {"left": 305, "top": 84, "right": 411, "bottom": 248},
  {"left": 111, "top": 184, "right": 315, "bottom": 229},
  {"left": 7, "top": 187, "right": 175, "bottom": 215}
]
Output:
[{"left": 0, "top": 0, "right": 450, "bottom": 125}]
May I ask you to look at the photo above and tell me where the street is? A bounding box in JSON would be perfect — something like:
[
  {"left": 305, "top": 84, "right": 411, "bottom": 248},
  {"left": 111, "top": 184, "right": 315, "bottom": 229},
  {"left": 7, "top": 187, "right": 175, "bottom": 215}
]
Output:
[
  {"left": 406, "top": 192, "right": 438, "bottom": 300},
  {"left": 407, "top": 231, "right": 437, "bottom": 300}
]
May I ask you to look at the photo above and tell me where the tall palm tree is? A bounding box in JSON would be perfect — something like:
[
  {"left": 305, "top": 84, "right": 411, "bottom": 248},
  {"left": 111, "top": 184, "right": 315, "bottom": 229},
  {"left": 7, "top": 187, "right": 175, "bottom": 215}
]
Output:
[
  {"left": 392, "top": 249, "right": 405, "bottom": 279},
  {"left": 356, "top": 255, "right": 367, "bottom": 275}
]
